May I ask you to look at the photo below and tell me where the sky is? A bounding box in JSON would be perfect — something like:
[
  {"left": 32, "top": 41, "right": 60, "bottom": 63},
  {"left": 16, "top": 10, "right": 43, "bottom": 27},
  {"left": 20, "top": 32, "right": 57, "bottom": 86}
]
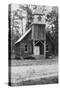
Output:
[
  {"left": 11, "top": 4, "right": 52, "bottom": 12},
  {"left": 11, "top": 4, "right": 19, "bottom": 11}
]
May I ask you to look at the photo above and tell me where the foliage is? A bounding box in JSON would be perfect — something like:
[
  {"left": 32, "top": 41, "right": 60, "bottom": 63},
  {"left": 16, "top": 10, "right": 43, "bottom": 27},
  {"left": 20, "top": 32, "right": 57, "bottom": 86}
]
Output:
[
  {"left": 23, "top": 5, "right": 32, "bottom": 29},
  {"left": 9, "top": 5, "right": 58, "bottom": 57},
  {"left": 46, "top": 7, "right": 58, "bottom": 54}
]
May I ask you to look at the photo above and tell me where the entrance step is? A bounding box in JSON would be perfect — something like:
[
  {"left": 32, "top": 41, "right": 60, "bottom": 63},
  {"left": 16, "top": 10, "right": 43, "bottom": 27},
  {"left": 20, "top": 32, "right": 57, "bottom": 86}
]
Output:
[{"left": 31, "top": 55, "right": 45, "bottom": 60}]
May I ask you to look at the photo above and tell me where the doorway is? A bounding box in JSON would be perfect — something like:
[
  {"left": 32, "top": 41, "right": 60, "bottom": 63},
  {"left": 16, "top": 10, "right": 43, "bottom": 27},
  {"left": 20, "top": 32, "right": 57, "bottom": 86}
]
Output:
[{"left": 34, "top": 46, "right": 40, "bottom": 55}]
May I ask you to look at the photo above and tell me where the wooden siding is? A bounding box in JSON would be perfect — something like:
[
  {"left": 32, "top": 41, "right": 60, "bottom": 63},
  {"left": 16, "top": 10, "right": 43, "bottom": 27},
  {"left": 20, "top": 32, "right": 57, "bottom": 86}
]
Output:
[
  {"left": 20, "top": 41, "right": 33, "bottom": 58},
  {"left": 15, "top": 31, "right": 33, "bottom": 59},
  {"left": 32, "top": 24, "right": 46, "bottom": 41},
  {"left": 15, "top": 43, "right": 20, "bottom": 59}
]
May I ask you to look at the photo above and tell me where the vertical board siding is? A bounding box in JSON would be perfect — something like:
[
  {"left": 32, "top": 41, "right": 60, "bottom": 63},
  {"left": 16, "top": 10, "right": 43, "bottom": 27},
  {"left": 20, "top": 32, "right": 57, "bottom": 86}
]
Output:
[
  {"left": 20, "top": 41, "right": 32, "bottom": 58},
  {"left": 32, "top": 24, "right": 46, "bottom": 40},
  {"left": 19, "top": 31, "right": 32, "bottom": 58},
  {"left": 15, "top": 43, "right": 20, "bottom": 59}
]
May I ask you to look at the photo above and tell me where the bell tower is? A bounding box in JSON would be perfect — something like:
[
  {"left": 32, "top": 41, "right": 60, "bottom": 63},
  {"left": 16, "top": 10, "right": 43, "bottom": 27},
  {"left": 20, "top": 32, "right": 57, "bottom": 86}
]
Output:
[{"left": 31, "top": 7, "right": 46, "bottom": 57}]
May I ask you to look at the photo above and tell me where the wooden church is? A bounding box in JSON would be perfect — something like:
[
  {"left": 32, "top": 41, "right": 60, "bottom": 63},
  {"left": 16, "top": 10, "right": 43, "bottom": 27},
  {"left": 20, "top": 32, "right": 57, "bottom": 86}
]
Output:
[{"left": 14, "top": 8, "right": 54, "bottom": 59}]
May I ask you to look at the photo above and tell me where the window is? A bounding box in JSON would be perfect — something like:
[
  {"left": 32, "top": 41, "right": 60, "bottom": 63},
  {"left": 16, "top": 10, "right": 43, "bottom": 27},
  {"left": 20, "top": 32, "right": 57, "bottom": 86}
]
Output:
[{"left": 24, "top": 44, "right": 28, "bottom": 52}]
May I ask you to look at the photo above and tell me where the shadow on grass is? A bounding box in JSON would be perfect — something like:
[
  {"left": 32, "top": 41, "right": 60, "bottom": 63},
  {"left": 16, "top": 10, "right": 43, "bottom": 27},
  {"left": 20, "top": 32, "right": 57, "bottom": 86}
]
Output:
[{"left": 11, "top": 76, "right": 58, "bottom": 86}]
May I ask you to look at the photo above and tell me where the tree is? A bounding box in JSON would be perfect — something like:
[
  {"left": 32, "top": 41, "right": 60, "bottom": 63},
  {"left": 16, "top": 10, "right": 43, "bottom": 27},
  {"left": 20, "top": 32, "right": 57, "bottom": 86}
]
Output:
[
  {"left": 23, "top": 4, "right": 32, "bottom": 29},
  {"left": 10, "top": 6, "right": 25, "bottom": 58},
  {"left": 46, "top": 7, "right": 58, "bottom": 55}
]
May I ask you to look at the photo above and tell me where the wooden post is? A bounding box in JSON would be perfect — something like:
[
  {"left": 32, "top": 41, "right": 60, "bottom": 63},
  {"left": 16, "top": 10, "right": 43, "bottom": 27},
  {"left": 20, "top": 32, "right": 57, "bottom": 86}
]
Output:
[
  {"left": 33, "top": 41, "right": 35, "bottom": 55},
  {"left": 44, "top": 25, "right": 46, "bottom": 57},
  {"left": 32, "top": 24, "right": 34, "bottom": 40},
  {"left": 44, "top": 40, "right": 46, "bottom": 57}
]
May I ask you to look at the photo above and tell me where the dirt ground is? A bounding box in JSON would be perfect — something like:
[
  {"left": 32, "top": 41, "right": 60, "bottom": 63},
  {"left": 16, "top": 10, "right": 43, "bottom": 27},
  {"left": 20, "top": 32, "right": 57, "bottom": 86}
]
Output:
[{"left": 10, "top": 57, "right": 58, "bottom": 86}]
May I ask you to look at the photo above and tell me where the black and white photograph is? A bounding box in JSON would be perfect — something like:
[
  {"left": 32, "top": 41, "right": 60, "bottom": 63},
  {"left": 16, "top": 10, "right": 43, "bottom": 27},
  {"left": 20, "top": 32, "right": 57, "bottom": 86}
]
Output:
[{"left": 8, "top": 4, "right": 58, "bottom": 86}]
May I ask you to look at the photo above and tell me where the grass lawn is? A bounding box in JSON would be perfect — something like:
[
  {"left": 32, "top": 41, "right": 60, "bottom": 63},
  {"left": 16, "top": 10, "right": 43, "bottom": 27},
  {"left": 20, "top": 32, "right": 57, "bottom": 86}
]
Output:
[
  {"left": 10, "top": 56, "right": 58, "bottom": 86},
  {"left": 11, "top": 56, "right": 58, "bottom": 66}
]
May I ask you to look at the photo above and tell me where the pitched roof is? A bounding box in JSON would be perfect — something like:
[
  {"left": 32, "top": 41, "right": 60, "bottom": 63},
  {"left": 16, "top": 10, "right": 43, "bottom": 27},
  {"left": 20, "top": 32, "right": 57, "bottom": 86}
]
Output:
[
  {"left": 15, "top": 28, "right": 31, "bottom": 44},
  {"left": 15, "top": 26, "right": 53, "bottom": 45}
]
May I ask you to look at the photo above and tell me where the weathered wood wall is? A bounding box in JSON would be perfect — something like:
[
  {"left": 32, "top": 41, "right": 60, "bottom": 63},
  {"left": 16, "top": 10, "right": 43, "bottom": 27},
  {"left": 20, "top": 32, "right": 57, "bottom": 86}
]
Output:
[
  {"left": 32, "top": 24, "right": 46, "bottom": 41},
  {"left": 15, "top": 43, "right": 20, "bottom": 59},
  {"left": 15, "top": 31, "right": 33, "bottom": 59}
]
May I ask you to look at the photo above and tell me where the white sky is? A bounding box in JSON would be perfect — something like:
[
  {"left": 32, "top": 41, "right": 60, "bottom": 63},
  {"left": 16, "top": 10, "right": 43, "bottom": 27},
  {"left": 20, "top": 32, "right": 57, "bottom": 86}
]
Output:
[
  {"left": 11, "top": 4, "right": 19, "bottom": 11},
  {"left": 11, "top": 4, "right": 52, "bottom": 12}
]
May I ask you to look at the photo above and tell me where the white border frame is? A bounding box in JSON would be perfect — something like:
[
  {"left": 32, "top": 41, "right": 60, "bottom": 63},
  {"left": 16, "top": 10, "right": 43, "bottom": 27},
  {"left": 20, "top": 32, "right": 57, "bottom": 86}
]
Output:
[{"left": 0, "top": 0, "right": 60, "bottom": 89}]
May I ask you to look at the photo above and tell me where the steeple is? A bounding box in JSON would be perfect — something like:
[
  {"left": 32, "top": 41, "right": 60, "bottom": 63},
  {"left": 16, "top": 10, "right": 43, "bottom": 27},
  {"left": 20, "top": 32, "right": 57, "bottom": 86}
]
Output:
[{"left": 32, "top": 7, "right": 46, "bottom": 24}]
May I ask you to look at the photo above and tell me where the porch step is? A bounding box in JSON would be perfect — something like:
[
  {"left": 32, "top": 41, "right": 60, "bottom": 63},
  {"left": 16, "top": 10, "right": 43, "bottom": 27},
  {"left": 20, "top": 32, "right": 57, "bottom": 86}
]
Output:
[{"left": 31, "top": 55, "right": 45, "bottom": 60}]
